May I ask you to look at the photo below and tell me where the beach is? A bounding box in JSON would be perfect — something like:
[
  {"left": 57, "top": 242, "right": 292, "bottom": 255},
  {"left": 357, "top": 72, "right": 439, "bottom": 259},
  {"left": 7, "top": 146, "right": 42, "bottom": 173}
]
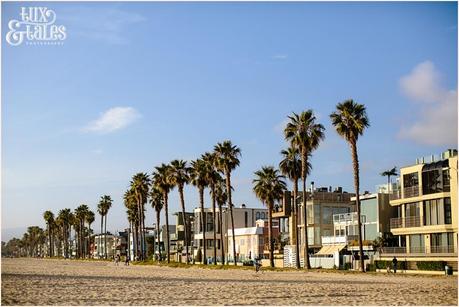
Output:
[{"left": 1, "top": 258, "right": 457, "bottom": 306}]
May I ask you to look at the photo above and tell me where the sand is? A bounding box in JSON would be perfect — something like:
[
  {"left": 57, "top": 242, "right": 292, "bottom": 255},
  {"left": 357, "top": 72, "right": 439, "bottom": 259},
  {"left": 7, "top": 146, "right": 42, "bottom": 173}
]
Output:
[{"left": 1, "top": 258, "right": 457, "bottom": 306}]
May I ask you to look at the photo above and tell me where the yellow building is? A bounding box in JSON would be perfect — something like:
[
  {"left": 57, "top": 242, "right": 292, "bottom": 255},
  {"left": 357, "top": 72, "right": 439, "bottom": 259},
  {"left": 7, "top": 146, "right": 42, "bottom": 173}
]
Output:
[{"left": 381, "top": 149, "right": 458, "bottom": 270}]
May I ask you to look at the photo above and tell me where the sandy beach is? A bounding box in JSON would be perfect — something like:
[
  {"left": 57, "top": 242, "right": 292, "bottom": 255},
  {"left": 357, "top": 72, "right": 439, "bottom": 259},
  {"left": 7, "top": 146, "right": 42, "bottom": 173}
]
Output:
[{"left": 1, "top": 258, "right": 457, "bottom": 306}]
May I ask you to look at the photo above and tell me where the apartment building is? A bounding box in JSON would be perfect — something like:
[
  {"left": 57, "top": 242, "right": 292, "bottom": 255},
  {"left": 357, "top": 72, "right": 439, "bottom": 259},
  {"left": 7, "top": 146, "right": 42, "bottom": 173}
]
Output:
[
  {"left": 381, "top": 149, "right": 458, "bottom": 269},
  {"left": 193, "top": 204, "right": 269, "bottom": 263}
]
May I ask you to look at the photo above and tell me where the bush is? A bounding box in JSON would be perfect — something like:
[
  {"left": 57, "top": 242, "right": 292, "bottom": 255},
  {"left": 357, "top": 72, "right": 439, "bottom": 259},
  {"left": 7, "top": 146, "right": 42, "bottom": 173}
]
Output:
[
  {"left": 341, "top": 262, "right": 352, "bottom": 270},
  {"left": 366, "top": 263, "right": 377, "bottom": 272},
  {"left": 195, "top": 248, "right": 202, "bottom": 263},
  {"left": 242, "top": 260, "right": 254, "bottom": 266},
  {"left": 375, "top": 260, "right": 407, "bottom": 270},
  {"left": 416, "top": 261, "right": 446, "bottom": 271}
]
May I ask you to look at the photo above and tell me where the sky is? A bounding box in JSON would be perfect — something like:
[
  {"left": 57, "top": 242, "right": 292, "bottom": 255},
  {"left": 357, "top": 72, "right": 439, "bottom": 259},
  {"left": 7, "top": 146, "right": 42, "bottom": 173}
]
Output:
[{"left": 2, "top": 1, "right": 457, "bottom": 241}]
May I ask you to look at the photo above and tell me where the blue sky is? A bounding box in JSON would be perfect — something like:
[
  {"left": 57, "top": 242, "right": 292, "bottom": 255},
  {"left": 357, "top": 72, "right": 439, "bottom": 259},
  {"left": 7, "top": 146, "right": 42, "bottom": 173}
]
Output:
[{"left": 2, "top": 1, "right": 457, "bottom": 241}]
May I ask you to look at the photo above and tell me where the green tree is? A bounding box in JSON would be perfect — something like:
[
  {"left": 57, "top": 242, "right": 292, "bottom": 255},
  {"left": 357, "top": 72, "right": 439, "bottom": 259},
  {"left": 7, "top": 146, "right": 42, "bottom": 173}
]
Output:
[
  {"left": 153, "top": 163, "right": 174, "bottom": 263},
  {"left": 285, "top": 110, "right": 325, "bottom": 269},
  {"left": 214, "top": 178, "right": 228, "bottom": 264},
  {"left": 330, "top": 99, "right": 370, "bottom": 272},
  {"left": 149, "top": 186, "right": 164, "bottom": 261},
  {"left": 86, "top": 210, "right": 95, "bottom": 258},
  {"left": 124, "top": 188, "right": 138, "bottom": 260},
  {"left": 203, "top": 152, "right": 223, "bottom": 265},
  {"left": 43, "top": 211, "right": 55, "bottom": 257},
  {"left": 98, "top": 195, "right": 113, "bottom": 259},
  {"left": 169, "top": 160, "right": 191, "bottom": 264},
  {"left": 130, "top": 173, "right": 151, "bottom": 260},
  {"left": 253, "top": 166, "right": 287, "bottom": 267},
  {"left": 191, "top": 158, "right": 211, "bottom": 265},
  {"left": 381, "top": 167, "right": 397, "bottom": 193},
  {"left": 214, "top": 140, "right": 241, "bottom": 265},
  {"left": 279, "top": 146, "right": 311, "bottom": 269},
  {"left": 57, "top": 208, "right": 72, "bottom": 258}
]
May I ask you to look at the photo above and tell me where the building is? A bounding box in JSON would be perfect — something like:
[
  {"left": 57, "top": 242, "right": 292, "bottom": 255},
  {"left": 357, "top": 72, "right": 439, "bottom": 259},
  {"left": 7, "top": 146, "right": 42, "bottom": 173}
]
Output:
[
  {"left": 381, "top": 149, "right": 458, "bottom": 270},
  {"left": 193, "top": 204, "right": 269, "bottom": 263},
  {"left": 173, "top": 212, "right": 194, "bottom": 261},
  {"left": 93, "top": 233, "right": 116, "bottom": 259},
  {"left": 227, "top": 219, "right": 279, "bottom": 262}
]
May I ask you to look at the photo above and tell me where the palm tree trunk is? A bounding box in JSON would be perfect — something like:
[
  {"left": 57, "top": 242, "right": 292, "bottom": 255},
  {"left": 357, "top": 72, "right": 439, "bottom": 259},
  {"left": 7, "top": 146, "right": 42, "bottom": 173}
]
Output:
[
  {"left": 48, "top": 225, "right": 52, "bottom": 257},
  {"left": 218, "top": 203, "right": 225, "bottom": 265},
  {"left": 199, "top": 187, "right": 207, "bottom": 265},
  {"left": 268, "top": 202, "right": 274, "bottom": 268},
  {"left": 140, "top": 196, "right": 146, "bottom": 260},
  {"left": 156, "top": 211, "right": 161, "bottom": 261},
  {"left": 99, "top": 215, "right": 103, "bottom": 258},
  {"left": 302, "top": 149, "right": 311, "bottom": 269},
  {"left": 179, "top": 186, "right": 189, "bottom": 264},
  {"left": 104, "top": 215, "right": 107, "bottom": 259},
  {"left": 226, "top": 169, "right": 237, "bottom": 266},
  {"left": 211, "top": 184, "right": 217, "bottom": 265},
  {"left": 164, "top": 192, "right": 170, "bottom": 263},
  {"left": 350, "top": 140, "right": 365, "bottom": 272},
  {"left": 293, "top": 177, "right": 300, "bottom": 269}
]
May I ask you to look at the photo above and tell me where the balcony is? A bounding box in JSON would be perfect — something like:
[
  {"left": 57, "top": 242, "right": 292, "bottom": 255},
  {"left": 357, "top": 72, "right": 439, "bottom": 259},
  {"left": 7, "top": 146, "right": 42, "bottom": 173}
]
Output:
[
  {"left": 381, "top": 245, "right": 456, "bottom": 256},
  {"left": 389, "top": 186, "right": 419, "bottom": 201},
  {"left": 333, "top": 212, "right": 365, "bottom": 224},
  {"left": 390, "top": 216, "right": 421, "bottom": 229}
]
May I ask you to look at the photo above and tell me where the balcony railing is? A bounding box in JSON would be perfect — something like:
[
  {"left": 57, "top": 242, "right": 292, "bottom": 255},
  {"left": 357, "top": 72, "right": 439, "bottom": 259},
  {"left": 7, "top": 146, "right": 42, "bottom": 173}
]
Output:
[
  {"left": 389, "top": 186, "right": 420, "bottom": 201},
  {"left": 390, "top": 216, "right": 421, "bottom": 229},
  {"left": 381, "top": 245, "right": 456, "bottom": 255}
]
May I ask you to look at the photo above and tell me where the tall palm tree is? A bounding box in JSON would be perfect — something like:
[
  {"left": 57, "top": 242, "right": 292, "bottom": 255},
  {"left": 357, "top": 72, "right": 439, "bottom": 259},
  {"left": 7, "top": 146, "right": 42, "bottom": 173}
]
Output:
[
  {"left": 43, "top": 211, "right": 55, "bottom": 257},
  {"left": 75, "top": 204, "right": 89, "bottom": 258},
  {"left": 86, "top": 210, "right": 95, "bottom": 258},
  {"left": 330, "top": 99, "right": 370, "bottom": 272},
  {"left": 191, "top": 158, "right": 211, "bottom": 264},
  {"left": 203, "top": 152, "right": 222, "bottom": 265},
  {"left": 131, "top": 173, "right": 150, "bottom": 260},
  {"left": 97, "top": 199, "right": 107, "bottom": 258},
  {"left": 124, "top": 189, "right": 138, "bottom": 260},
  {"left": 98, "top": 195, "right": 113, "bottom": 259},
  {"left": 169, "top": 159, "right": 191, "bottom": 264},
  {"left": 381, "top": 167, "right": 397, "bottom": 193},
  {"left": 57, "top": 208, "right": 72, "bottom": 258},
  {"left": 153, "top": 163, "right": 174, "bottom": 263},
  {"left": 253, "top": 166, "right": 287, "bottom": 267},
  {"left": 149, "top": 186, "right": 164, "bottom": 261},
  {"left": 285, "top": 110, "right": 325, "bottom": 269},
  {"left": 214, "top": 179, "right": 227, "bottom": 265},
  {"left": 214, "top": 140, "right": 241, "bottom": 265},
  {"left": 279, "top": 147, "right": 312, "bottom": 269}
]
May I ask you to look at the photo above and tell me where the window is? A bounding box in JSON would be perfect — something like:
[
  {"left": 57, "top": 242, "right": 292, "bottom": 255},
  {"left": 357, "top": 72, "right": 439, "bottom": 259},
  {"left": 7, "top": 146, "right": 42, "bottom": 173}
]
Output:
[
  {"left": 422, "top": 169, "right": 443, "bottom": 194},
  {"left": 245, "top": 212, "right": 248, "bottom": 227},
  {"left": 322, "top": 207, "right": 332, "bottom": 224},
  {"left": 430, "top": 233, "right": 454, "bottom": 252},
  {"left": 256, "top": 212, "right": 260, "bottom": 220},
  {"left": 403, "top": 172, "right": 418, "bottom": 188},
  {"left": 443, "top": 169, "right": 450, "bottom": 192},
  {"left": 207, "top": 213, "right": 214, "bottom": 232},
  {"left": 405, "top": 202, "right": 420, "bottom": 217},
  {"left": 424, "top": 198, "right": 449, "bottom": 226},
  {"left": 409, "top": 234, "right": 425, "bottom": 253},
  {"left": 261, "top": 212, "right": 266, "bottom": 220}
]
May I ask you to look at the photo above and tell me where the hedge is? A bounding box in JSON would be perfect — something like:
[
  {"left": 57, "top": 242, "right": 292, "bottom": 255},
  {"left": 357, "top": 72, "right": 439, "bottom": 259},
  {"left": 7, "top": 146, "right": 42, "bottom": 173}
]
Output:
[
  {"left": 416, "top": 261, "right": 446, "bottom": 271},
  {"left": 375, "top": 260, "right": 407, "bottom": 270}
]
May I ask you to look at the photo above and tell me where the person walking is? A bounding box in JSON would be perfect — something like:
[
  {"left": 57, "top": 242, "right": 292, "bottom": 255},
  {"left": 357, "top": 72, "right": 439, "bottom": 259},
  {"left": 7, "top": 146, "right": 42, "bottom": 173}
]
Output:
[{"left": 392, "top": 256, "right": 398, "bottom": 274}]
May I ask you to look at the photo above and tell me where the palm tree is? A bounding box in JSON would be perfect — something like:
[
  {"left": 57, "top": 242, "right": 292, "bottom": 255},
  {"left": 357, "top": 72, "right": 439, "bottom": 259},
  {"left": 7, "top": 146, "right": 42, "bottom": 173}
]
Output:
[
  {"left": 97, "top": 199, "right": 106, "bottom": 258},
  {"left": 203, "top": 152, "right": 222, "bottom": 265},
  {"left": 191, "top": 158, "right": 211, "bottom": 264},
  {"left": 169, "top": 159, "right": 191, "bottom": 264},
  {"left": 124, "top": 189, "right": 138, "bottom": 260},
  {"left": 214, "top": 140, "right": 241, "bottom": 265},
  {"left": 86, "top": 210, "right": 95, "bottom": 258},
  {"left": 330, "top": 99, "right": 370, "bottom": 272},
  {"left": 279, "top": 147, "right": 311, "bottom": 269},
  {"left": 214, "top": 179, "right": 227, "bottom": 265},
  {"left": 284, "top": 110, "right": 325, "bottom": 269},
  {"left": 75, "top": 204, "right": 89, "bottom": 258},
  {"left": 253, "top": 166, "right": 287, "bottom": 267},
  {"left": 153, "top": 163, "right": 174, "bottom": 263},
  {"left": 131, "top": 173, "right": 150, "bottom": 260},
  {"left": 149, "top": 186, "right": 164, "bottom": 261},
  {"left": 43, "top": 211, "right": 55, "bottom": 257},
  {"left": 98, "top": 195, "right": 113, "bottom": 259},
  {"left": 57, "top": 208, "right": 72, "bottom": 258},
  {"left": 381, "top": 167, "right": 397, "bottom": 193}
]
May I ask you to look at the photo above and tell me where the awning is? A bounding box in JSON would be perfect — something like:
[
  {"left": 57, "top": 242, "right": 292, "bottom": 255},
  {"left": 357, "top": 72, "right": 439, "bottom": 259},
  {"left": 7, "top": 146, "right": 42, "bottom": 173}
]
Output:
[{"left": 316, "top": 244, "right": 346, "bottom": 255}]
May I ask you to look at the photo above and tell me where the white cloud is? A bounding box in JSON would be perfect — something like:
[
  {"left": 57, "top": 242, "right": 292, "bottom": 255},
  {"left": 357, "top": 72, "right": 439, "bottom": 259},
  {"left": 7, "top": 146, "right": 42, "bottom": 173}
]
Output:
[
  {"left": 272, "top": 55, "right": 288, "bottom": 60},
  {"left": 84, "top": 107, "right": 140, "bottom": 134},
  {"left": 398, "top": 61, "right": 458, "bottom": 146}
]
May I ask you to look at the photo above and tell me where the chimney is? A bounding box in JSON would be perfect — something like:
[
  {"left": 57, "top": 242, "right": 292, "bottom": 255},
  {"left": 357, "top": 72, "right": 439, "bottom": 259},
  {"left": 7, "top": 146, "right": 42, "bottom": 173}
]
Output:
[{"left": 241, "top": 204, "right": 246, "bottom": 208}]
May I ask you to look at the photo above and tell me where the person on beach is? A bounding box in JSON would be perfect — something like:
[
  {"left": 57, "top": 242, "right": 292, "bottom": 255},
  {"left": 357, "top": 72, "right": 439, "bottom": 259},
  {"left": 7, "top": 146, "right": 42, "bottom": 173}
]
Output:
[
  {"left": 115, "top": 255, "right": 120, "bottom": 266},
  {"left": 254, "top": 257, "right": 262, "bottom": 273},
  {"left": 392, "top": 257, "right": 398, "bottom": 274},
  {"left": 125, "top": 255, "right": 130, "bottom": 266}
]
